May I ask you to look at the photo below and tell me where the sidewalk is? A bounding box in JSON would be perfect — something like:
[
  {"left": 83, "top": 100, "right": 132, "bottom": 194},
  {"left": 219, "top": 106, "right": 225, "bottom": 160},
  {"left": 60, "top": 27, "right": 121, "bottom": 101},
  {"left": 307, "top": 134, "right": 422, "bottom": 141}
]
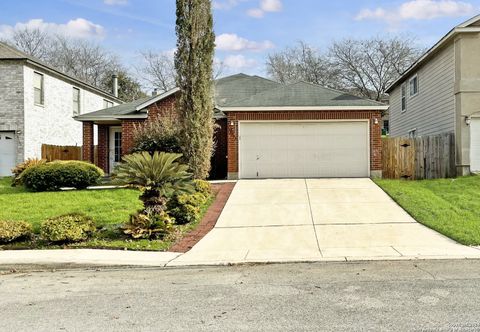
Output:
[{"left": 1, "top": 247, "right": 480, "bottom": 269}]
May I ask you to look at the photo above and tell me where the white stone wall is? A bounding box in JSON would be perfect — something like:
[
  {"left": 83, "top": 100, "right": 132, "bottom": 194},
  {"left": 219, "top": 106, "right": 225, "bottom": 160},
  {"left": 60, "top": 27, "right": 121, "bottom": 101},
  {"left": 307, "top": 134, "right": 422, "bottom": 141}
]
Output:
[{"left": 23, "top": 64, "right": 117, "bottom": 159}]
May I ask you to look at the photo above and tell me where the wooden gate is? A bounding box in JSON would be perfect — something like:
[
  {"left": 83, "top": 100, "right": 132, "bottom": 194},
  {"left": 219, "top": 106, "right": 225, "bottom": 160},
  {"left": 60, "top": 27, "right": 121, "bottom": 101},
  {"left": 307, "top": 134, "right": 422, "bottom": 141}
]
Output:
[{"left": 382, "top": 133, "right": 456, "bottom": 180}]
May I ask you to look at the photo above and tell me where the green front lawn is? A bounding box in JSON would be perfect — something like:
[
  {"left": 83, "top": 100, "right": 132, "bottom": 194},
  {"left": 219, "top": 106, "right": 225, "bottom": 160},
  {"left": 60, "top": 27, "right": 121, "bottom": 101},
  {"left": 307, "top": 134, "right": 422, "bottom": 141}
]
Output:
[
  {"left": 375, "top": 176, "right": 480, "bottom": 246},
  {"left": 0, "top": 177, "right": 142, "bottom": 232},
  {"left": 0, "top": 177, "right": 213, "bottom": 251}
]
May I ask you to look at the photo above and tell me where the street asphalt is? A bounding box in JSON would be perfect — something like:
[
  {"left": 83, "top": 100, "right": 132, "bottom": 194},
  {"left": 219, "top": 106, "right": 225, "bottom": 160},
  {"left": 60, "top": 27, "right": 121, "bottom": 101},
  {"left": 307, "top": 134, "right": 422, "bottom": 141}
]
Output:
[{"left": 1, "top": 260, "right": 480, "bottom": 331}]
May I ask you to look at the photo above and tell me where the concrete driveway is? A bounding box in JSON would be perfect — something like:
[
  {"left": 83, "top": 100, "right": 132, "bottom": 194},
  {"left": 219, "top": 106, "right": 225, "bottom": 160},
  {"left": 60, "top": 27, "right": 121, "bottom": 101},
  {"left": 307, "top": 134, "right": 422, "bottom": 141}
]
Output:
[{"left": 170, "top": 179, "right": 480, "bottom": 265}]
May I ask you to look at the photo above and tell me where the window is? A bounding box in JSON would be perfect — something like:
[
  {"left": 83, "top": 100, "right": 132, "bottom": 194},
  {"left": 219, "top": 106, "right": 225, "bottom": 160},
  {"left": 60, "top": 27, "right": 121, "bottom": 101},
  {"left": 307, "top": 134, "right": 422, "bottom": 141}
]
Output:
[
  {"left": 34, "top": 72, "right": 44, "bottom": 105},
  {"left": 104, "top": 100, "right": 114, "bottom": 108},
  {"left": 114, "top": 131, "right": 122, "bottom": 162},
  {"left": 72, "top": 87, "right": 81, "bottom": 116},
  {"left": 401, "top": 84, "right": 407, "bottom": 112},
  {"left": 383, "top": 120, "right": 389, "bottom": 135},
  {"left": 409, "top": 74, "right": 419, "bottom": 97}
]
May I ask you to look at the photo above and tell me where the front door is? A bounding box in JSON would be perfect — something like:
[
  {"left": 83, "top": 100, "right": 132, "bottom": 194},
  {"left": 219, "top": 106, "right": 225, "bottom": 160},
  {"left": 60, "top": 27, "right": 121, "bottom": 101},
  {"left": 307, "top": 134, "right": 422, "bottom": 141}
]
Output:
[{"left": 109, "top": 127, "right": 122, "bottom": 173}]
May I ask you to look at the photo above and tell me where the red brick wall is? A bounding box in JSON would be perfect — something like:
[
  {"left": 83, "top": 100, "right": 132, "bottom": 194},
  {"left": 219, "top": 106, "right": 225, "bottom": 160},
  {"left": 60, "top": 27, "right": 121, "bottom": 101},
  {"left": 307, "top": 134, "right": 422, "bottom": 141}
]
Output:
[
  {"left": 121, "top": 119, "right": 144, "bottom": 156},
  {"left": 226, "top": 110, "right": 383, "bottom": 175},
  {"left": 82, "top": 121, "right": 94, "bottom": 163},
  {"left": 147, "top": 94, "right": 177, "bottom": 121},
  {"left": 97, "top": 125, "right": 109, "bottom": 173}
]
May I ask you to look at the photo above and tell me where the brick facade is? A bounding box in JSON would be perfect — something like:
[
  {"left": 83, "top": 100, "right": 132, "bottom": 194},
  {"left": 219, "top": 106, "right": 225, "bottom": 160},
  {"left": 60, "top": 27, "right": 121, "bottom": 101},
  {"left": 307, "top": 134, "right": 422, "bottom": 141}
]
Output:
[
  {"left": 225, "top": 110, "right": 383, "bottom": 178},
  {"left": 82, "top": 121, "right": 94, "bottom": 163},
  {"left": 121, "top": 119, "right": 144, "bottom": 156},
  {"left": 97, "top": 125, "right": 109, "bottom": 173}
]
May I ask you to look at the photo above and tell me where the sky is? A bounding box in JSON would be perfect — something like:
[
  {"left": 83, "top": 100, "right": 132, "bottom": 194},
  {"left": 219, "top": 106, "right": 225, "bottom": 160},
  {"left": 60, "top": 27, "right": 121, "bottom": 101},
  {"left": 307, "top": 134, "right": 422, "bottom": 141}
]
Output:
[{"left": 1, "top": 0, "right": 479, "bottom": 79}]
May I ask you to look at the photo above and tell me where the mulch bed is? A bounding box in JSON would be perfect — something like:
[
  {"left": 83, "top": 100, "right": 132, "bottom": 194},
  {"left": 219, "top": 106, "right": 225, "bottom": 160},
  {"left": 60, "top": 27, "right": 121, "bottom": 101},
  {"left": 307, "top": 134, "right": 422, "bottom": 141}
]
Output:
[{"left": 169, "top": 182, "right": 236, "bottom": 253}]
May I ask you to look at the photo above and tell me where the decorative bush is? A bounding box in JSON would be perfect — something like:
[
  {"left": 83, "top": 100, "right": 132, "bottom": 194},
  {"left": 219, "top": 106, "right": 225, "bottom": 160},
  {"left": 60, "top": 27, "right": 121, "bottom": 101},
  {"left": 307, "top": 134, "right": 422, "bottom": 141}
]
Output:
[
  {"left": 132, "top": 118, "right": 182, "bottom": 155},
  {"left": 123, "top": 210, "right": 174, "bottom": 239},
  {"left": 11, "top": 158, "right": 47, "bottom": 186},
  {"left": 22, "top": 161, "right": 104, "bottom": 191},
  {"left": 0, "top": 220, "right": 33, "bottom": 243},
  {"left": 194, "top": 179, "right": 212, "bottom": 197},
  {"left": 167, "top": 192, "right": 208, "bottom": 225},
  {"left": 41, "top": 214, "right": 96, "bottom": 243}
]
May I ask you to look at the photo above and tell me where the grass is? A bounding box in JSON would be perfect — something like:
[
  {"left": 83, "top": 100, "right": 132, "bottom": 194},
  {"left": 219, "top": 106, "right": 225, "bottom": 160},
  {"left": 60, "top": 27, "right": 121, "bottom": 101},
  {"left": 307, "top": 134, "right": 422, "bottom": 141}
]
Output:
[
  {"left": 0, "top": 177, "right": 142, "bottom": 232},
  {"left": 375, "top": 176, "right": 480, "bottom": 246},
  {"left": 0, "top": 177, "right": 214, "bottom": 251}
]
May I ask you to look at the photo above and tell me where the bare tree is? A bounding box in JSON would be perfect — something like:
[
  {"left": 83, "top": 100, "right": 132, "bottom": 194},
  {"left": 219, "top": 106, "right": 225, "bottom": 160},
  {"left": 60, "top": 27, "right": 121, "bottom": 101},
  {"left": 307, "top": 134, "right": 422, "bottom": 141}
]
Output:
[
  {"left": 266, "top": 37, "right": 423, "bottom": 101},
  {"left": 46, "top": 36, "right": 120, "bottom": 87},
  {"left": 4, "top": 27, "right": 51, "bottom": 60},
  {"left": 266, "top": 41, "right": 339, "bottom": 87},
  {"left": 329, "top": 36, "right": 423, "bottom": 101},
  {"left": 138, "top": 50, "right": 176, "bottom": 92}
]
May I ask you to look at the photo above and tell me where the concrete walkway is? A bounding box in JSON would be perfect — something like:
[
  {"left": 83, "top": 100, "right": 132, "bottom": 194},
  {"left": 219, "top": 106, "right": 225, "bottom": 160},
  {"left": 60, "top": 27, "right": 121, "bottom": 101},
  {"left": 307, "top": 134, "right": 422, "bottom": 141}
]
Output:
[{"left": 169, "top": 178, "right": 480, "bottom": 266}]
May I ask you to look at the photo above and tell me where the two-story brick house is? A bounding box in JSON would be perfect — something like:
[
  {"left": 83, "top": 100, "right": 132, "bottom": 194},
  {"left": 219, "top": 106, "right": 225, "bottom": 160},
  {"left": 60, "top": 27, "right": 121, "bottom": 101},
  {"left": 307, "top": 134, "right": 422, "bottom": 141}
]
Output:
[{"left": 0, "top": 42, "right": 121, "bottom": 176}]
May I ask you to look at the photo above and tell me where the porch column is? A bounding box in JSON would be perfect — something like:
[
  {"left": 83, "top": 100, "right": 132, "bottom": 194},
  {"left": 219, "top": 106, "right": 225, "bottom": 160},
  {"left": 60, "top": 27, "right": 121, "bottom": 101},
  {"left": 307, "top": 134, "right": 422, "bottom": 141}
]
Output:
[
  {"left": 82, "top": 121, "right": 94, "bottom": 163},
  {"left": 97, "top": 125, "right": 109, "bottom": 173}
]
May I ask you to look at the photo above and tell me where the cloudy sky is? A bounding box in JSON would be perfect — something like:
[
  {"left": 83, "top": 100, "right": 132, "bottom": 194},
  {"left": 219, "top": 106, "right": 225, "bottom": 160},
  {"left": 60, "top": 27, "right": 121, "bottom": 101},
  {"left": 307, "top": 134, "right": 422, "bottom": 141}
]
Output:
[{"left": 1, "top": 0, "right": 479, "bottom": 76}]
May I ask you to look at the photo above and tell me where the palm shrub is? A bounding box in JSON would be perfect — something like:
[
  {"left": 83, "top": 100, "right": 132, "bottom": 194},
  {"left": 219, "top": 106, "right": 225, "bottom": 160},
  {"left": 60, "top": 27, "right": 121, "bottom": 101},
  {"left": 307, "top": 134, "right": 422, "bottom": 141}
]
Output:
[{"left": 113, "top": 151, "right": 194, "bottom": 215}]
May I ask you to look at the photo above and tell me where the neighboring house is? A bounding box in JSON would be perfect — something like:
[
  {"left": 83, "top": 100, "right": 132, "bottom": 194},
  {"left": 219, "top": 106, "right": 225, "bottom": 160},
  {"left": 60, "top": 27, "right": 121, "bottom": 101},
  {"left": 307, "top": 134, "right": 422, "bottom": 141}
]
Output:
[
  {"left": 76, "top": 73, "right": 387, "bottom": 179},
  {"left": 386, "top": 15, "right": 480, "bottom": 175},
  {"left": 0, "top": 42, "right": 122, "bottom": 176}
]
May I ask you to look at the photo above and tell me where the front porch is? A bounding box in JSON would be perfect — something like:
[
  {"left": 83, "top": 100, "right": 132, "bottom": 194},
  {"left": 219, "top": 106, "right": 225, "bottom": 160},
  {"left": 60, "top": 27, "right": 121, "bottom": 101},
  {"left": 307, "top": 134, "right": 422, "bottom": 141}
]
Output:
[{"left": 82, "top": 120, "right": 143, "bottom": 174}]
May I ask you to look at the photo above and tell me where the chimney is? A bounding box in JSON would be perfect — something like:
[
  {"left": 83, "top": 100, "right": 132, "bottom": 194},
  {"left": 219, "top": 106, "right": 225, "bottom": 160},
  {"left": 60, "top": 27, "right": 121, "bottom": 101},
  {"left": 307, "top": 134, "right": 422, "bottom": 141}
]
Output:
[{"left": 112, "top": 74, "right": 119, "bottom": 98}]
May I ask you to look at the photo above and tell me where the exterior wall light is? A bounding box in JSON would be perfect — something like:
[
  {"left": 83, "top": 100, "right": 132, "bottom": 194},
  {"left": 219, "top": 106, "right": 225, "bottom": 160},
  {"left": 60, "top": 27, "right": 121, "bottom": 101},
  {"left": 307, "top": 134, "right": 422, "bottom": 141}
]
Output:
[{"left": 465, "top": 116, "right": 472, "bottom": 126}]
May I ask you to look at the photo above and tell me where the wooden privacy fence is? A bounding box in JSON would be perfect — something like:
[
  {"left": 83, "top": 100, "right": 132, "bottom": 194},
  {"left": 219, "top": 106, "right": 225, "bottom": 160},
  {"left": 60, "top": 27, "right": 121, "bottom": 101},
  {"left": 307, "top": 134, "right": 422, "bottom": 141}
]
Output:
[
  {"left": 41, "top": 144, "right": 82, "bottom": 162},
  {"left": 382, "top": 133, "right": 456, "bottom": 180}
]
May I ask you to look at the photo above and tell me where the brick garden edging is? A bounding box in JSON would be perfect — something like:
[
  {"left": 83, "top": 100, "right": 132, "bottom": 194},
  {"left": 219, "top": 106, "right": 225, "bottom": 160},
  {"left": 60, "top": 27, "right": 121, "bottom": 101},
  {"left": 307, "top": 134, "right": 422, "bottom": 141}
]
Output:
[{"left": 169, "top": 182, "right": 236, "bottom": 253}]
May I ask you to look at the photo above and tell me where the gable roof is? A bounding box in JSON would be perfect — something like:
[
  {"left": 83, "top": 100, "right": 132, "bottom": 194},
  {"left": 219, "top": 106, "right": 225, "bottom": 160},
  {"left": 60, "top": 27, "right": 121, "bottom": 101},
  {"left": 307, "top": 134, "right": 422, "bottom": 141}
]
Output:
[
  {"left": 386, "top": 14, "right": 480, "bottom": 93},
  {"left": 215, "top": 73, "right": 281, "bottom": 107},
  {"left": 0, "top": 42, "right": 123, "bottom": 103},
  {"left": 76, "top": 73, "right": 387, "bottom": 122},
  {"left": 218, "top": 81, "right": 386, "bottom": 110},
  {"left": 75, "top": 88, "right": 179, "bottom": 121}
]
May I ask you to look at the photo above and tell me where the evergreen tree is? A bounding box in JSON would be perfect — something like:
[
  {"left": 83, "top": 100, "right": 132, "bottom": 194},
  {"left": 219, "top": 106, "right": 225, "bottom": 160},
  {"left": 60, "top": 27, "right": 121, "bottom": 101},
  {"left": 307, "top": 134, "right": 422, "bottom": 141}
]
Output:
[{"left": 174, "top": 0, "right": 215, "bottom": 179}]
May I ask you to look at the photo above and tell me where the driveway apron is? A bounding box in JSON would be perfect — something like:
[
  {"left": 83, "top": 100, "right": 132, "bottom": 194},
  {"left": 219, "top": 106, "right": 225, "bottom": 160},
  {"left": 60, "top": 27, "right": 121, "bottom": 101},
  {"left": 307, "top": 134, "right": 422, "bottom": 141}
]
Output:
[{"left": 169, "top": 179, "right": 480, "bottom": 265}]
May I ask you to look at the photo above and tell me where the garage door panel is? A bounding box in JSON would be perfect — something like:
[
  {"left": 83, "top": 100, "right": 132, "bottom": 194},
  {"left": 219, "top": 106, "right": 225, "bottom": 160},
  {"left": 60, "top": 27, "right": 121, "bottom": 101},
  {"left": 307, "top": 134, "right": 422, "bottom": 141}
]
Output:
[
  {"left": 0, "top": 132, "right": 16, "bottom": 176},
  {"left": 240, "top": 122, "right": 369, "bottom": 179}
]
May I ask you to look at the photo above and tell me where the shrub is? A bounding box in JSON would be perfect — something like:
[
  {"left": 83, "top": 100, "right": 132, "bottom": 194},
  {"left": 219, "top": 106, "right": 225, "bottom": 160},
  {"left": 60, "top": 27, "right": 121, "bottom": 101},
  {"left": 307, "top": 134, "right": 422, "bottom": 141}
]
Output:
[
  {"left": 41, "top": 214, "right": 96, "bottom": 243},
  {"left": 11, "top": 158, "right": 47, "bottom": 186},
  {"left": 22, "top": 160, "right": 103, "bottom": 191},
  {"left": 167, "top": 192, "right": 207, "bottom": 225},
  {"left": 122, "top": 210, "right": 174, "bottom": 239},
  {"left": 113, "top": 152, "right": 194, "bottom": 215},
  {"left": 0, "top": 220, "right": 33, "bottom": 243},
  {"left": 132, "top": 118, "right": 182, "bottom": 155},
  {"left": 194, "top": 179, "right": 212, "bottom": 197}
]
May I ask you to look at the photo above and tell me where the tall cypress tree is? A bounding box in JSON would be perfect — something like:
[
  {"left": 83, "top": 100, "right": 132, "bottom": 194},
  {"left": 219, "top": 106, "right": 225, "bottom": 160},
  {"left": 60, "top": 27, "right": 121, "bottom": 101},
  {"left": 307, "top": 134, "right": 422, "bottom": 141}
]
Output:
[{"left": 175, "top": 0, "right": 215, "bottom": 179}]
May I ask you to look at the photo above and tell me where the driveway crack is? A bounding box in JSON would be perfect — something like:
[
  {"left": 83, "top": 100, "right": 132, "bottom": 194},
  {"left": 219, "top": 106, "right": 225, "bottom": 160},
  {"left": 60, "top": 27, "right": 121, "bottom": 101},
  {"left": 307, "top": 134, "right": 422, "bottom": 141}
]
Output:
[{"left": 305, "top": 179, "right": 323, "bottom": 257}]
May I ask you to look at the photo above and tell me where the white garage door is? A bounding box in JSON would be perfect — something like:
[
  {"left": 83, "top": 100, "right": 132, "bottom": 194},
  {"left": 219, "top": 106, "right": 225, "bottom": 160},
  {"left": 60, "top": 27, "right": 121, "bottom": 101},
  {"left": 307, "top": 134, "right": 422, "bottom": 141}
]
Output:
[
  {"left": 470, "top": 118, "right": 480, "bottom": 172},
  {"left": 239, "top": 121, "right": 369, "bottom": 178},
  {"left": 0, "top": 132, "right": 16, "bottom": 176}
]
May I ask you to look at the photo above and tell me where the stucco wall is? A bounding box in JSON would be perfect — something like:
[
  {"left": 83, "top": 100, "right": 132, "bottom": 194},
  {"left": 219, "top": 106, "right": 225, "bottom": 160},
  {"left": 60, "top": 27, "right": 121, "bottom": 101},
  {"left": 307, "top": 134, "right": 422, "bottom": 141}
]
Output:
[
  {"left": 23, "top": 64, "right": 117, "bottom": 159},
  {"left": 0, "top": 60, "right": 24, "bottom": 165},
  {"left": 454, "top": 32, "right": 480, "bottom": 174}
]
